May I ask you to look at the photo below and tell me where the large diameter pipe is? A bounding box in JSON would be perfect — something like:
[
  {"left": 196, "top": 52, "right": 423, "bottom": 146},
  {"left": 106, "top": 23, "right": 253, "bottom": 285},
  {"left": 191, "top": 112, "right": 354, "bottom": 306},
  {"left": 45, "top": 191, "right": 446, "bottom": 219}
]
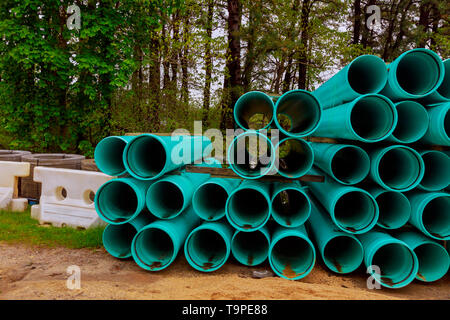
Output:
[
  {"left": 231, "top": 227, "right": 270, "bottom": 266},
  {"left": 367, "top": 187, "right": 410, "bottom": 230},
  {"left": 304, "top": 167, "right": 378, "bottom": 234},
  {"left": 370, "top": 145, "right": 425, "bottom": 192},
  {"left": 184, "top": 221, "right": 234, "bottom": 272},
  {"left": 307, "top": 200, "right": 363, "bottom": 274},
  {"left": 421, "top": 59, "right": 450, "bottom": 104},
  {"left": 268, "top": 225, "right": 316, "bottom": 280},
  {"left": 313, "top": 55, "right": 388, "bottom": 109},
  {"left": 225, "top": 180, "right": 271, "bottom": 231},
  {"left": 311, "top": 142, "right": 370, "bottom": 185},
  {"left": 234, "top": 91, "right": 275, "bottom": 131},
  {"left": 95, "top": 136, "right": 134, "bottom": 176},
  {"left": 386, "top": 101, "right": 429, "bottom": 144},
  {"left": 95, "top": 178, "right": 153, "bottom": 224},
  {"left": 274, "top": 137, "right": 314, "bottom": 178},
  {"left": 311, "top": 94, "right": 397, "bottom": 143},
  {"left": 131, "top": 206, "right": 200, "bottom": 271},
  {"left": 396, "top": 230, "right": 449, "bottom": 282},
  {"left": 420, "top": 102, "right": 450, "bottom": 146},
  {"left": 357, "top": 229, "right": 419, "bottom": 288},
  {"left": 381, "top": 48, "right": 445, "bottom": 100},
  {"left": 407, "top": 192, "right": 450, "bottom": 240},
  {"left": 273, "top": 89, "right": 322, "bottom": 137},
  {"left": 418, "top": 150, "right": 450, "bottom": 191},
  {"left": 123, "top": 134, "right": 212, "bottom": 180},
  {"left": 271, "top": 182, "right": 311, "bottom": 228}
]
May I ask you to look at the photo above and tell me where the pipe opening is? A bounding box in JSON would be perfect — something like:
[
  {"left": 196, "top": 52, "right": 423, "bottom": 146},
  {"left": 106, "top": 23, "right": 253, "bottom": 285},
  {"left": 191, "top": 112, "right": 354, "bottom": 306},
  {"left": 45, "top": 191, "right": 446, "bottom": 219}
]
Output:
[
  {"left": 276, "top": 138, "right": 313, "bottom": 178},
  {"left": 103, "top": 224, "right": 136, "bottom": 258},
  {"left": 95, "top": 137, "right": 127, "bottom": 175},
  {"left": 436, "top": 60, "right": 450, "bottom": 98},
  {"left": 186, "top": 229, "right": 227, "bottom": 271},
  {"left": 125, "top": 136, "right": 166, "bottom": 179},
  {"left": 97, "top": 181, "right": 138, "bottom": 223},
  {"left": 234, "top": 92, "right": 274, "bottom": 130},
  {"left": 228, "top": 189, "right": 270, "bottom": 230},
  {"left": 348, "top": 55, "right": 387, "bottom": 94},
  {"left": 232, "top": 231, "right": 269, "bottom": 266},
  {"left": 392, "top": 101, "right": 429, "bottom": 143},
  {"left": 272, "top": 189, "right": 310, "bottom": 227},
  {"left": 271, "top": 236, "right": 314, "bottom": 279},
  {"left": 422, "top": 196, "right": 450, "bottom": 239},
  {"left": 147, "top": 181, "right": 184, "bottom": 219},
  {"left": 134, "top": 228, "right": 174, "bottom": 270},
  {"left": 445, "top": 110, "right": 450, "bottom": 138},
  {"left": 331, "top": 146, "right": 370, "bottom": 184},
  {"left": 376, "top": 192, "right": 410, "bottom": 229},
  {"left": 193, "top": 183, "right": 228, "bottom": 220},
  {"left": 323, "top": 236, "right": 363, "bottom": 273},
  {"left": 334, "top": 191, "right": 376, "bottom": 232},
  {"left": 420, "top": 152, "right": 450, "bottom": 191},
  {"left": 414, "top": 243, "right": 449, "bottom": 282}
]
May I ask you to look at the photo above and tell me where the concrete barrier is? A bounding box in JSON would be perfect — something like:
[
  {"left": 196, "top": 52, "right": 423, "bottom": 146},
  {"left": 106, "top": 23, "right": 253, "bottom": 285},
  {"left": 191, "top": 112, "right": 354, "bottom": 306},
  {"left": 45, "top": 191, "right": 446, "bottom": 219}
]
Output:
[{"left": 0, "top": 161, "right": 30, "bottom": 212}]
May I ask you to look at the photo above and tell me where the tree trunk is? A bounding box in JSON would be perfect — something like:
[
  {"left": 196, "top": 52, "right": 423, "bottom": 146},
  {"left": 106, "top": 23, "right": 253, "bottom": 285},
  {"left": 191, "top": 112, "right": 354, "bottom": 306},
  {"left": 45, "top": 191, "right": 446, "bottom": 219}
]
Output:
[
  {"left": 203, "top": 0, "right": 214, "bottom": 123},
  {"left": 298, "top": 0, "right": 311, "bottom": 90},
  {"left": 352, "top": 0, "right": 361, "bottom": 44}
]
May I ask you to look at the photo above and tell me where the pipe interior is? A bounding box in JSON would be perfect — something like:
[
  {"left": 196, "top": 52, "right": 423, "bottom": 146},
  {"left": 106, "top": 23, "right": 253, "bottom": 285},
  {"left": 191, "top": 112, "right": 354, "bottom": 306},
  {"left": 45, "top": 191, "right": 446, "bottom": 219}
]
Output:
[
  {"left": 96, "top": 138, "right": 126, "bottom": 175},
  {"left": 348, "top": 55, "right": 387, "bottom": 94},
  {"left": 414, "top": 243, "right": 449, "bottom": 282},
  {"left": 187, "top": 229, "right": 227, "bottom": 270},
  {"left": 235, "top": 93, "right": 274, "bottom": 130},
  {"left": 376, "top": 192, "right": 410, "bottom": 229},
  {"left": 436, "top": 60, "right": 450, "bottom": 98},
  {"left": 228, "top": 189, "right": 269, "bottom": 229},
  {"left": 272, "top": 189, "right": 310, "bottom": 227},
  {"left": 422, "top": 196, "right": 450, "bottom": 239},
  {"left": 378, "top": 148, "right": 421, "bottom": 190},
  {"left": 271, "top": 236, "right": 314, "bottom": 279},
  {"left": 445, "top": 110, "right": 450, "bottom": 139},
  {"left": 392, "top": 102, "right": 429, "bottom": 143},
  {"left": 98, "top": 181, "right": 138, "bottom": 222},
  {"left": 331, "top": 146, "right": 369, "bottom": 184},
  {"left": 135, "top": 228, "right": 174, "bottom": 269},
  {"left": 334, "top": 191, "right": 376, "bottom": 232},
  {"left": 421, "top": 152, "right": 450, "bottom": 190},
  {"left": 277, "top": 139, "right": 313, "bottom": 177},
  {"left": 194, "top": 183, "right": 228, "bottom": 220},
  {"left": 323, "top": 236, "right": 363, "bottom": 273},
  {"left": 232, "top": 231, "right": 269, "bottom": 266},
  {"left": 103, "top": 224, "right": 136, "bottom": 258},
  {"left": 126, "top": 136, "right": 166, "bottom": 178},
  {"left": 147, "top": 181, "right": 184, "bottom": 219}
]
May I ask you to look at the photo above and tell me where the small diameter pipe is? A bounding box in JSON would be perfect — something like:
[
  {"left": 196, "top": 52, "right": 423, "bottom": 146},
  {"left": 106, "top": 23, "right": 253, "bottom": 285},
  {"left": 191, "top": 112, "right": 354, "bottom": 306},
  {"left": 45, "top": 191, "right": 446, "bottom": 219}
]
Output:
[
  {"left": 273, "top": 89, "right": 322, "bottom": 137},
  {"left": 381, "top": 48, "right": 445, "bottom": 100},
  {"left": 369, "top": 145, "right": 425, "bottom": 192},
  {"left": 418, "top": 150, "right": 450, "bottom": 191},
  {"left": 307, "top": 200, "right": 363, "bottom": 274},
  {"left": 311, "top": 94, "right": 397, "bottom": 143},
  {"left": 311, "top": 142, "right": 370, "bottom": 185},
  {"left": 94, "top": 136, "right": 134, "bottom": 176},
  {"left": 268, "top": 225, "right": 316, "bottom": 280},
  {"left": 225, "top": 180, "right": 271, "bottom": 231},
  {"left": 420, "top": 102, "right": 450, "bottom": 146},
  {"left": 274, "top": 137, "right": 314, "bottom": 178},
  {"left": 313, "top": 55, "right": 387, "bottom": 109},
  {"left": 184, "top": 221, "right": 234, "bottom": 272},
  {"left": 367, "top": 187, "right": 410, "bottom": 230},
  {"left": 95, "top": 178, "right": 153, "bottom": 224},
  {"left": 271, "top": 182, "right": 311, "bottom": 228},
  {"left": 386, "top": 101, "right": 429, "bottom": 144},
  {"left": 421, "top": 58, "right": 450, "bottom": 104},
  {"left": 233, "top": 91, "right": 275, "bottom": 131},
  {"left": 396, "top": 230, "right": 449, "bottom": 282},
  {"left": 231, "top": 227, "right": 270, "bottom": 266},
  {"left": 357, "top": 229, "right": 419, "bottom": 289},
  {"left": 407, "top": 192, "right": 450, "bottom": 240}
]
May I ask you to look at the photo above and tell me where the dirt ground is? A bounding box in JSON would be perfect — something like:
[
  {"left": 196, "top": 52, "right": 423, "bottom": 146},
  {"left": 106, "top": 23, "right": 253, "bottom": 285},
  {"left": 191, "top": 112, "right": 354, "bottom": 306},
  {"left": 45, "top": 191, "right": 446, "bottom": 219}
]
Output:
[{"left": 0, "top": 242, "right": 448, "bottom": 300}]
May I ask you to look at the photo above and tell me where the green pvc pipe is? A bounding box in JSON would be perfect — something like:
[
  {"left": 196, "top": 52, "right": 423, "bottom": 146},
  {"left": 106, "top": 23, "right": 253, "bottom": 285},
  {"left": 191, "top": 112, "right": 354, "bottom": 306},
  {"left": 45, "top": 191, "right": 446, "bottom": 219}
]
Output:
[
  {"left": 234, "top": 91, "right": 275, "bottom": 130},
  {"left": 421, "top": 59, "right": 450, "bottom": 104},
  {"left": 311, "top": 142, "right": 370, "bottom": 185},
  {"left": 311, "top": 94, "right": 397, "bottom": 143},
  {"left": 274, "top": 137, "right": 314, "bottom": 178},
  {"left": 407, "top": 192, "right": 450, "bottom": 240},
  {"left": 95, "top": 136, "right": 134, "bottom": 176},
  {"left": 95, "top": 178, "right": 153, "bottom": 224},
  {"left": 367, "top": 187, "right": 410, "bottom": 230},
  {"left": 313, "top": 55, "right": 387, "bottom": 109},
  {"left": 369, "top": 145, "right": 425, "bottom": 192},
  {"left": 231, "top": 227, "right": 270, "bottom": 266},
  {"left": 268, "top": 225, "right": 316, "bottom": 280},
  {"left": 273, "top": 89, "right": 322, "bottom": 137},
  {"left": 307, "top": 200, "right": 363, "bottom": 274},
  {"left": 227, "top": 130, "right": 276, "bottom": 179},
  {"left": 131, "top": 206, "right": 200, "bottom": 271},
  {"left": 123, "top": 134, "right": 212, "bottom": 180},
  {"left": 357, "top": 229, "right": 419, "bottom": 288},
  {"left": 271, "top": 182, "right": 311, "bottom": 228},
  {"left": 184, "top": 221, "right": 234, "bottom": 272},
  {"left": 386, "top": 101, "right": 429, "bottom": 144},
  {"left": 304, "top": 167, "right": 379, "bottom": 234},
  {"left": 420, "top": 102, "right": 450, "bottom": 146},
  {"left": 225, "top": 180, "right": 271, "bottom": 231},
  {"left": 418, "top": 150, "right": 450, "bottom": 191},
  {"left": 192, "top": 178, "right": 241, "bottom": 221},
  {"left": 396, "top": 230, "right": 449, "bottom": 282},
  {"left": 381, "top": 48, "right": 445, "bottom": 100}
]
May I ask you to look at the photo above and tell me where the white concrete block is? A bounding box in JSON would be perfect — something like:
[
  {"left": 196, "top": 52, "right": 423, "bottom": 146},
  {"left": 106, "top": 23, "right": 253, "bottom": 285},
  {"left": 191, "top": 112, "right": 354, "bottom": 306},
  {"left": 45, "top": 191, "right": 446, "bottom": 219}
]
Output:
[
  {"left": 0, "top": 161, "right": 30, "bottom": 210},
  {"left": 8, "top": 198, "right": 28, "bottom": 212}
]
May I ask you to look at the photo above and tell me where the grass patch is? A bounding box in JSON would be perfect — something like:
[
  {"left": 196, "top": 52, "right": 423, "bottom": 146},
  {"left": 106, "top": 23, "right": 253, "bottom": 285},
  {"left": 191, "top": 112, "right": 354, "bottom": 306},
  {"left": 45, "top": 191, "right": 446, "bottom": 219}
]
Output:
[{"left": 0, "top": 209, "right": 104, "bottom": 249}]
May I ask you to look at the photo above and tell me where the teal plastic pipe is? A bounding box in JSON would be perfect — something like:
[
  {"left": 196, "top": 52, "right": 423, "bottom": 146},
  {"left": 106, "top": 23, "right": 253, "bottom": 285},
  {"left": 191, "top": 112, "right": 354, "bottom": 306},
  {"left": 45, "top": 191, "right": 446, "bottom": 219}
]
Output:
[
  {"left": 95, "top": 177, "right": 153, "bottom": 224},
  {"left": 123, "top": 134, "right": 212, "bottom": 180},
  {"left": 310, "top": 142, "right": 370, "bottom": 185},
  {"left": 369, "top": 145, "right": 425, "bottom": 192},
  {"left": 225, "top": 180, "right": 271, "bottom": 231},
  {"left": 274, "top": 137, "right": 314, "bottom": 178},
  {"left": 381, "top": 48, "right": 445, "bottom": 100},
  {"left": 386, "top": 101, "right": 429, "bottom": 144},
  {"left": 418, "top": 150, "right": 450, "bottom": 191},
  {"left": 303, "top": 167, "right": 378, "bottom": 234},
  {"left": 420, "top": 102, "right": 450, "bottom": 146},
  {"left": 307, "top": 200, "right": 363, "bottom": 274},
  {"left": 366, "top": 187, "right": 410, "bottom": 229},
  {"left": 234, "top": 91, "right": 275, "bottom": 130},
  {"left": 311, "top": 94, "right": 397, "bottom": 143},
  {"left": 231, "top": 227, "right": 270, "bottom": 266},
  {"left": 184, "top": 221, "right": 234, "bottom": 272},
  {"left": 313, "top": 55, "right": 387, "bottom": 109},
  {"left": 268, "top": 225, "right": 316, "bottom": 280},
  {"left": 131, "top": 206, "right": 200, "bottom": 271},
  {"left": 95, "top": 136, "right": 134, "bottom": 176},
  {"left": 357, "top": 229, "right": 419, "bottom": 288},
  {"left": 421, "top": 58, "right": 450, "bottom": 104},
  {"left": 396, "top": 230, "right": 449, "bottom": 282},
  {"left": 102, "top": 212, "right": 153, "bottom": 259},
  {"left": 227, "top": 130, "right": 276, "bottom": 179},
  {"left": 271, "top": 182, "right": 311, "bottom": 228},
  {"left": 273, "top": 89, "right": 322, "bottom": 137},
  {"left": 192, "top": 178, "right": 241, "bottom": 221},
  {"left": 407, "top": 192, "right": 450, "bottom": 240}
]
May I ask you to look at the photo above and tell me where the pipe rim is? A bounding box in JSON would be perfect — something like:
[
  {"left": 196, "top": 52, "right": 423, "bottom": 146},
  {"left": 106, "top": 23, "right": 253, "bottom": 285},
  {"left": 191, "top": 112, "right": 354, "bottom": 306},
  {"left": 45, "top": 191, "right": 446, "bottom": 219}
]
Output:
[
  {"left": 274, "top": 137, "right": 314, "bottom": 178},
  {"left": 231, "top": 229, "right": 270, "bottom": 266},
  {"left": 329, "top": 145, "right": 370, "bottom": 185},
  {"left": 413, "top": 242, "right": 450, "bottom": 282},
  {"left": 146, "top": 178, "right": 186, "bottom": 219},
  {"left": 389, "top": 101, "right": 429, "bottom": 143},
  {"left": 102, "top": 223, "right": 137, "bottom": 259},
  {"left": 416, "top": 193, "right": 450, "bottom": 240},
  {"left": 192, "top": 181, "right": 229, "bottom": 221},
  {"left": 418, "top": 150, "right": 450, "bottom": 191},
  {"left": 94, "top": 136, "right": 128, "bottom": 176},
  {"left": 233, "top": 91, "right": 275, "bottom": 131},
  {"left": 346, "top": 55, "right": 388, "bottom": 95},
  {"left": 271, "top": 185, "right": 311, "bottom": 227},
  {"left": 322, "top": 234, "right": 364, "bottom": 274},
  {"left": 374, "top": 191, "right": 411, "bottom": 229},
  {"left": 435, "top": 59, "right": 450, "bottom": 99}
]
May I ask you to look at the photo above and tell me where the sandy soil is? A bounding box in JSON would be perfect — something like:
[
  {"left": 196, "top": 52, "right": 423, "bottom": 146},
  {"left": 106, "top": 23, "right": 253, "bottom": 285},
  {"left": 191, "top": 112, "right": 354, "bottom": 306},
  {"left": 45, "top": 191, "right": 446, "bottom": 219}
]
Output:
[{"left": 0, "top": 242, "right": 448, "bottom": 300}]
